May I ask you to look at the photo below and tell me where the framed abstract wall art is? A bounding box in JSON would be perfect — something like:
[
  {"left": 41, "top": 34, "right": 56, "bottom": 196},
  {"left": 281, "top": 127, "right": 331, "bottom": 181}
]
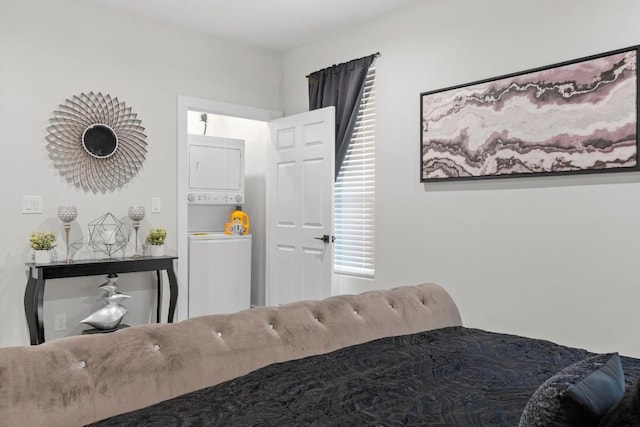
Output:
[{"left": 420, "top": 46, "right": 639, "bottom": 182}]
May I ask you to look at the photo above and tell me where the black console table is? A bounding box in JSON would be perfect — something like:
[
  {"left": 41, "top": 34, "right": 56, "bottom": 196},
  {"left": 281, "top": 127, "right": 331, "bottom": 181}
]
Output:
[{"left": 24, "top": 255, "right": 178, "bottom": 345}]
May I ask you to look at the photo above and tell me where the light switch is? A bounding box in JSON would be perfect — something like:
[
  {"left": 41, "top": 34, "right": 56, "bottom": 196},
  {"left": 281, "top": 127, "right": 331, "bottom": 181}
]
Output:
[
  {"left": 152, "top": 197, "right": 162, "bottom": 213},
  {"left": 22, "top": 195, "right": 43, "bottom": 214}
]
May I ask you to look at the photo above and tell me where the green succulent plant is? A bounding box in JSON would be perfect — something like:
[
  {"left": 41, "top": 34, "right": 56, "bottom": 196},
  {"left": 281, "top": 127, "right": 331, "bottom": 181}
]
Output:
[
  {"left": 146, "top": 228, "right": 167, "bottom": 246},
  {"left": 30, "top": 231, "right": 56, "bottom": 250}
]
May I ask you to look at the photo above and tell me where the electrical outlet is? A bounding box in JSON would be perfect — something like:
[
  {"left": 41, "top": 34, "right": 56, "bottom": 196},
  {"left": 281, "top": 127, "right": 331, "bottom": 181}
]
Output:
[{"left": 54, "top": 313, "right": 67, "bottom": 331}]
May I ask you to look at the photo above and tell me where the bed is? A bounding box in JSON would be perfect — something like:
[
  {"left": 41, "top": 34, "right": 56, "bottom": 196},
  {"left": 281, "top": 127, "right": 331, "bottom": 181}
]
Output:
[
  {"left": 1, "top": 283, "right": 639, "bottom": 426},
  {"left": 89, "top": 327, "right": 640, "bottom": 426}
]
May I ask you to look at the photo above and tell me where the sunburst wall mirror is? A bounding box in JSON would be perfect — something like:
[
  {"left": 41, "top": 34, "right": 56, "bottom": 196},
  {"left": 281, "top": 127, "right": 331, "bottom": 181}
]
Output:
[{"left": 46, "top": 92, "right": 147, "bottom": 193}]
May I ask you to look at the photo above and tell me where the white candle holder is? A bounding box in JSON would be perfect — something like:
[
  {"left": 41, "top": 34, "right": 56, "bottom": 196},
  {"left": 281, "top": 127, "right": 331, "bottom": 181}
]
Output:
[
  {"left": 128, "top": 206, "right": 146, "bottom": 258},
  {"left": 57, "top": 205, "right": 77, "bottom": 263}
]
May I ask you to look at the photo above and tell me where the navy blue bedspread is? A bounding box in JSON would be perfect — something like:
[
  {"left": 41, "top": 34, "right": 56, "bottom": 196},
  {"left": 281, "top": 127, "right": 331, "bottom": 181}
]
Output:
[{"left": 89, "top": 326, "right": 640, "bottom": 426}]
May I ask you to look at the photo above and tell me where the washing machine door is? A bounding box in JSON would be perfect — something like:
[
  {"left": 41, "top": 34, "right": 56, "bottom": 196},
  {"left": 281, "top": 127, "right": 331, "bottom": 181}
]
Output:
[{"left": 188, "top": 235, "right": 251, "bottom": 317}]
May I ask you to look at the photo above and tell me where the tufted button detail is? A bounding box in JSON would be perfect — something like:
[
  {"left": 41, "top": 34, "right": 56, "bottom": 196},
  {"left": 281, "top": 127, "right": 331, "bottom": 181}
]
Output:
[
  {"left": 314, "top": 316, "right": 321, "bottom": 322},
  {"left": 268, "top": 323, "right": 274, "bottom": 329},
  {"left": 353, "top": 310, "right": 359, "bottom": 315},
  {"left": 153, "top": 344, "right": 160, "bottom": 351},
  {"left": 216, "top": 331, "right": 223, "bottom": 337},
  {"left": 78, "top": 361, "right": 86, "bottom": 368},
  {"left": 389, "top": 303, "right": 394, "bottom": 309}
]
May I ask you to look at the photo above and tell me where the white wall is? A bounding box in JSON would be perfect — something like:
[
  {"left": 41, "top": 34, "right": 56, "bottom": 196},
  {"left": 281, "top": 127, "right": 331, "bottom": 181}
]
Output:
[
  {"left": 282, "top": 0, "right": 640, "bottom": 357},
  {"left": 0, "top": 0, "right": 281, "bottom": 346},
  {"left": 4, "top": 0, "right": 639, "bottom": 358}
]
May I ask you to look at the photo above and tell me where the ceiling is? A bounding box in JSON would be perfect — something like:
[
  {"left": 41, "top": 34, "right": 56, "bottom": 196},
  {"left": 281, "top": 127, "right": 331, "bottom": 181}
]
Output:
[{"left": 85, "top": 0, "right": 419, "bottom": 52}]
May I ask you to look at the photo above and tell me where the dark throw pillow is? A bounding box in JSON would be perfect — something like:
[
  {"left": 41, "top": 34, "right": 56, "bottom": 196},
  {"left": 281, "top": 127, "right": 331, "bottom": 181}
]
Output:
[
  {"left": 519, "top": 353, "right": 625, "bottom": 427},
  {"left": 599, "top": 376, "right": 640, "bottom": 427}
]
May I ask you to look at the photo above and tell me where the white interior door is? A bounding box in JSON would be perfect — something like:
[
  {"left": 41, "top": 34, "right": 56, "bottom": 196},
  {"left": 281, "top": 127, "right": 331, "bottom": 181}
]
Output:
[{"left": 266, "top": 107, "right": 335, "bottom": 306}]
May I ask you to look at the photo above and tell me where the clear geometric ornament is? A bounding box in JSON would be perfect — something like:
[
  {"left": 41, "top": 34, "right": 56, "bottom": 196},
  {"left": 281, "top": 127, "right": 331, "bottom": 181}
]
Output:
[{"left": 88, "top": 212, "right": 129, "bottom": 258}]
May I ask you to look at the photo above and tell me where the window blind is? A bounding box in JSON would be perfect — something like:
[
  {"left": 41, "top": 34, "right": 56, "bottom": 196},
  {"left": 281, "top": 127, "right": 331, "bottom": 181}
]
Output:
[{"left": 334, "top": 66, "right": 376, "bottom": 277}]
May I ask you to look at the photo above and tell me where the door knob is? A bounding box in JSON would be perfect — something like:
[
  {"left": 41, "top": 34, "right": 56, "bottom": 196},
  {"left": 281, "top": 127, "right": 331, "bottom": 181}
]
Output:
[{"left": 313, "top": 235, "right": 335, "bottom": 243}]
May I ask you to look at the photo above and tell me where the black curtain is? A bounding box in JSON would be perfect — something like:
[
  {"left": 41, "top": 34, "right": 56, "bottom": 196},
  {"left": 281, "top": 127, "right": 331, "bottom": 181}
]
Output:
[{"left": 308, "top": 54, "right": 377, "bottom": 180}]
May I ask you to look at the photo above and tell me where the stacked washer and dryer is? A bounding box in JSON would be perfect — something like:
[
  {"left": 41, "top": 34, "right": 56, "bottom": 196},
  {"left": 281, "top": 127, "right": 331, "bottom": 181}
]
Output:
[{"left": 186, "top": 135, "right": 251, "bottom": 317}]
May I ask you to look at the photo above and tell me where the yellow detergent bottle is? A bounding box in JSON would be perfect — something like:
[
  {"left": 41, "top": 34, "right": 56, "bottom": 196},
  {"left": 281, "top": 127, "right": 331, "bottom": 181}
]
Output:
[{"left": 225, "top": 206, "right": 250, "bottom": 235}]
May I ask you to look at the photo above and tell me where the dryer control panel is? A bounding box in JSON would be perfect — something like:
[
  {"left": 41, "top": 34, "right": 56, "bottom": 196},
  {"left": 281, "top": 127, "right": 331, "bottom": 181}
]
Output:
[{"left": 188, "top": 192, "right": 243, "bottom": 205}]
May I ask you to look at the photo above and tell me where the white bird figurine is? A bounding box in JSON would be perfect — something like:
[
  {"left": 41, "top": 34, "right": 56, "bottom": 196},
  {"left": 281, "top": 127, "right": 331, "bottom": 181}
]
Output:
[
  {"left": 81, "top": 273, "right": 131, "bottom": 330},
  {"left": 81, "top": 304, "right": 128, "bottom": 330}
]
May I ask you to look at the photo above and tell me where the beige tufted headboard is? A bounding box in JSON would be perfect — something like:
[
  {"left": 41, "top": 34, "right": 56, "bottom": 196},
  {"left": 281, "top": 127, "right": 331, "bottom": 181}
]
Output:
[{"left": 0, "top": 282, "right": 461, "bottom": 427}]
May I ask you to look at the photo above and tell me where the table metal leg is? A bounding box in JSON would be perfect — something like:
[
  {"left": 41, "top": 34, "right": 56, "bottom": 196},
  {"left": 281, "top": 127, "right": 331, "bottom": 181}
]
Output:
[
  {"left": 35, "top": 278, "right": 46, "bottom": 344},
  {"left": 24, "top": 274, "right": 38, "bottom": 345},
  {"left": 156, "top": 270, "right": 162, "bottom": 324},
  {"left": 166, "top": 267, "right": 178, "bottom": 323}
]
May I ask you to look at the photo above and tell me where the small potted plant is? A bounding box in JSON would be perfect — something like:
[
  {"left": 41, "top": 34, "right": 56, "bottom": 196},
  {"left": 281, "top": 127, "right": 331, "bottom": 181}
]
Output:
[
  {"left": 30, "top": 231, "right": 56, "bottom": 264},
  {"left": 146, "top": 227, "right": 167, "bottom": 257}
]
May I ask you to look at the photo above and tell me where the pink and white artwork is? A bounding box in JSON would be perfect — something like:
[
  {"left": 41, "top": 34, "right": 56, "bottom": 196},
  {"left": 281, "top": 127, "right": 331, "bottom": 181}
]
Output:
[{"left": 421, "top": 46, "right": 638, "bottom": 181}]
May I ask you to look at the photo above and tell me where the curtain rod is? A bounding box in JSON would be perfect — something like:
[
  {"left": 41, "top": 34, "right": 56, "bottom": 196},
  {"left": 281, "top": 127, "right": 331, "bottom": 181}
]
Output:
[{"left": 306, "top": 52, "right": 380, "bottom": 78}]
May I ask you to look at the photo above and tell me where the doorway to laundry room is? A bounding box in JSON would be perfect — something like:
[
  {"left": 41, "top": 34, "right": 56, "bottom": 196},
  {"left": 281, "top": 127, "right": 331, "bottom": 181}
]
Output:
[
  {"left": 176, "top": 96, "right": 278, "bottom": 321},
  {"left": 176, "top": 96, "right": 335, "bottom": 322}
]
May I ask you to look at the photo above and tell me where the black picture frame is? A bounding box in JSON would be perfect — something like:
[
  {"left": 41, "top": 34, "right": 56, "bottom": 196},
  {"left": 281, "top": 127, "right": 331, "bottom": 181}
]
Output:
[{"left": 420, "top": 45, "right": 639, "bottom": 182}]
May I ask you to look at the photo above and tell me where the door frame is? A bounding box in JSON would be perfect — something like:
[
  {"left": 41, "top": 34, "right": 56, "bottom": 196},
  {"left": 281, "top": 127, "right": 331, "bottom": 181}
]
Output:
[{"left": 176, "top": 96, "right": 281, "bottom": 321}]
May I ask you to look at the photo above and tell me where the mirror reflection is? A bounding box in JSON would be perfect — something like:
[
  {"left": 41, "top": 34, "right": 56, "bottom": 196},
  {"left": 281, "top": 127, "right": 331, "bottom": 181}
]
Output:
[{"left": 82, "top": 124, "right": 118, "bottom": 158}]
